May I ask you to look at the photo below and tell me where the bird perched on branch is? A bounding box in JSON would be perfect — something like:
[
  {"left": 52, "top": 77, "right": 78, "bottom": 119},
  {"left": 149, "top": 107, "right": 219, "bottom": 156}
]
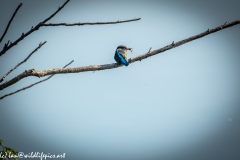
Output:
[{"left": 114, "top": 45, "right": 133, "bottom": 66}]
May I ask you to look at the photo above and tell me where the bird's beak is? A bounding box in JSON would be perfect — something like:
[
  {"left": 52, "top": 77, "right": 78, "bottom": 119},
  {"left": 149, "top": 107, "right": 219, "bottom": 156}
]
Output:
[{"left": 128, "top": 48, "right": 133, "bottom": 53}]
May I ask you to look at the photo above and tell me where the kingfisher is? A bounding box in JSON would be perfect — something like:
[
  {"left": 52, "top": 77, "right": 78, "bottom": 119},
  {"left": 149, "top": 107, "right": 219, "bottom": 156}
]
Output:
[{"left": 114, "top": 45, "right": 133, "bottom": 66}]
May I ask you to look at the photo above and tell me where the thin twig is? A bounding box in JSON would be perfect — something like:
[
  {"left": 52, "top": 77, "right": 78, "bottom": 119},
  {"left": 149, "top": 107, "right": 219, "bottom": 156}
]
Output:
[
  {"left": 0, "top": 41, "right": 47, "bottom": 83},
  {"left": 0, "top": 60, "right": 74, "bottom": 100},
  {"left": 147, "top": 47, "right": 152, "bottom": 53},
  {"left": 0, "top": 0, "right": 70, "bottom": 57},
  {"left": 42, "top": 18, "right": 141, "bottom": 26},
  {"left": 0, "top": 19, "right": 239, "bottom": 91},
  {"left": 41, "top": 0, "right": 70, "bottom": 24},
  {"left": 0, "top": 3, "right": 22, "bottom": 43}
]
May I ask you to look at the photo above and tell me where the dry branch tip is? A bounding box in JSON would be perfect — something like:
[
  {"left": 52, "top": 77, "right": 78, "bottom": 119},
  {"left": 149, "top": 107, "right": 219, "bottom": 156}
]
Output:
[
  {"left": 148, "top": 47, "right": 152, "bottom": 54},
  {"left": 0, "top": 2, "right": 23, "bottom": 43}
]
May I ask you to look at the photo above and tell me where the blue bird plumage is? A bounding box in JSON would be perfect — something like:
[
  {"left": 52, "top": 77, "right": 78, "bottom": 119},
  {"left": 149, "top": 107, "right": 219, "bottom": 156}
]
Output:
[
  {"left": 114, "top": 45, "right": 133, "bottom": 66},
  {"left": 115, "top": 49, "right": 129, "bottom": 66}
]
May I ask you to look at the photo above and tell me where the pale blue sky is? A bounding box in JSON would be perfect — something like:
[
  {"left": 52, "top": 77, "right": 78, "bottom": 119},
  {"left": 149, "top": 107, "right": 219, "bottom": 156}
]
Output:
[{"left": 1, "top": 1, "right": 240, "bottom": 160}]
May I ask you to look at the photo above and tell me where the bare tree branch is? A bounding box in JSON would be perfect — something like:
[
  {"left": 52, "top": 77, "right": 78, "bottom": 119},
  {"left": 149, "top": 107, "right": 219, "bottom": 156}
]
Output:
[
  {"left": 0, "top": 19, "right": 239, "bottom": 91},
  {"left": 0, "top": 60, "right": 74, "bottom": 100},
  {"left": 129, "top": 20, "right": 240, "bottom": 63},
  {"left": 0, "top": 0, "right": 141, "bottom": 57},
  {"left": 0, "top": 0, "right": 70, "bottom": 57},
  {"left": 0, "top": 3, "right": 22, "bottom": 43},
  {"left": 41, "top": 18, "right": 141, "bottom": 26},
  {"left": 0, "top": 41, "right": 47, "bottom": 83}
]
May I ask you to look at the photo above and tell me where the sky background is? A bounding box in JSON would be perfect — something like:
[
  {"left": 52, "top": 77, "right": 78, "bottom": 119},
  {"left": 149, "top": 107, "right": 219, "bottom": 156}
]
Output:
[{"left": 0, "top": 0, "right": 240, "bottom": 160}]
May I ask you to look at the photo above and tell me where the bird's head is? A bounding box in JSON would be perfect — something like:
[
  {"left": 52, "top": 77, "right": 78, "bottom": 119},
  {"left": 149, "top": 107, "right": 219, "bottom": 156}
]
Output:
[{"left": 117, "top": 45, "right": 133, "bottom": 53}]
